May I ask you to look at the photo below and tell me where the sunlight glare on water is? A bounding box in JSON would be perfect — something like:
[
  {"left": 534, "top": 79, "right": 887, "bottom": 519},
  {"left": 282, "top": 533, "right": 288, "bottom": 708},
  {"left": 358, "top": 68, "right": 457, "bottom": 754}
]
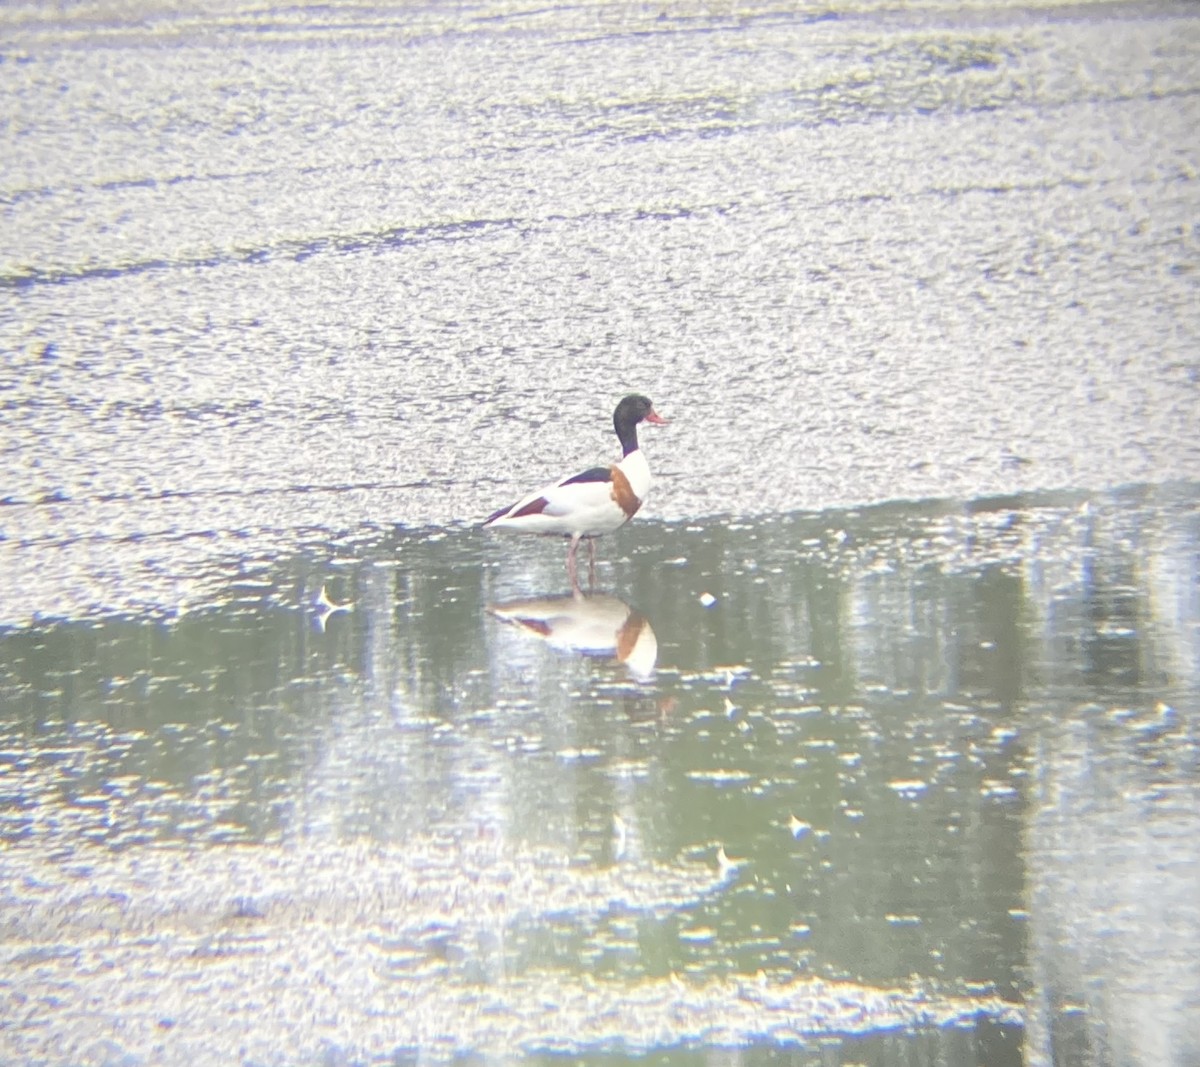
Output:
[{"left": 1, "top": 1, "right": 1199, "bottom": 1065}]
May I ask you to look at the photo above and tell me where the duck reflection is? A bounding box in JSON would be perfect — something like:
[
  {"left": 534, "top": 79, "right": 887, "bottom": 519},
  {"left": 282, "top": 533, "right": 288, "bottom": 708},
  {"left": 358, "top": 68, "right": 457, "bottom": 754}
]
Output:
[{"left": 487, "top": 592, "right": 657, "bottom": 681}]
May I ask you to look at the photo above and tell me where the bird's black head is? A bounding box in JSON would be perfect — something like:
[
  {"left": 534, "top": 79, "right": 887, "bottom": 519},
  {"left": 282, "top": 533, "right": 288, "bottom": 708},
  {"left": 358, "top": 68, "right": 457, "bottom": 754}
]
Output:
[{"left": 613, "top": 394, "right": 668, "bottom": 455}]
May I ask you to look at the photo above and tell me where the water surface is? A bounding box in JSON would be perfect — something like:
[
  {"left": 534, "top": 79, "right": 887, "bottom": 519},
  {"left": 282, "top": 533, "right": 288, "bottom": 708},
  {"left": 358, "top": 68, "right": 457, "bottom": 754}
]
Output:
[
  {"left": 3, "top": 0, "right": 1198, "bottom": 625},
  {"left": 4, "top": 485, "right": 1199, "bottom": 1064},
  {"left": 2, "top": 1, "right": 1199, "bottom": 1065}
]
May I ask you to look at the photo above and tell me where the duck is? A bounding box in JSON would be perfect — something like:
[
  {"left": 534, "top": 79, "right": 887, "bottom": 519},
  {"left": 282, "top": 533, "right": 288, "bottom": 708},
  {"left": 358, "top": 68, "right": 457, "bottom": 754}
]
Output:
[{"left": 482, "top": 394, "right": 668, "bottom": 588}]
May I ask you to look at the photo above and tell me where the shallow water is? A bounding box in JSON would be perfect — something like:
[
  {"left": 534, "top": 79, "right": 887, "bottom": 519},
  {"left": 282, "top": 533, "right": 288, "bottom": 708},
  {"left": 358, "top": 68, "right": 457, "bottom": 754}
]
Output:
[
  {"left": 2, "top": 1, "right": 1200, "bottom": 1065},
  {"left": 3, "top": 485, "right": 1199, "bottom": 1064}
]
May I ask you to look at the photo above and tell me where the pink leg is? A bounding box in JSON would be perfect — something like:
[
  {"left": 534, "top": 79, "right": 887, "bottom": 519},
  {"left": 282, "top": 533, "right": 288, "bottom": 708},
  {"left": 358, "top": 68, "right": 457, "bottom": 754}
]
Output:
[{"left": 587, "top": 538, "right": 597, "bottom": 590}]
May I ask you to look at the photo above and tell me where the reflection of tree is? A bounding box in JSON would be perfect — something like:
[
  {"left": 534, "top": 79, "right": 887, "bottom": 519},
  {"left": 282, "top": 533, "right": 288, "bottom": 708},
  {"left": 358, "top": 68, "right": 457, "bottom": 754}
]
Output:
[{"left": 1019, "top": 491, "right": 1200, "bottom": 1067}]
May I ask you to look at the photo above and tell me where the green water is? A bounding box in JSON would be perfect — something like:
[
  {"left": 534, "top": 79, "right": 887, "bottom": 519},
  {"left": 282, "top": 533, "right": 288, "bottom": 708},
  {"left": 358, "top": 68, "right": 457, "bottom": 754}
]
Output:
[{"left": 3, "top": 484, "right": 1197, "bottom": 1064}]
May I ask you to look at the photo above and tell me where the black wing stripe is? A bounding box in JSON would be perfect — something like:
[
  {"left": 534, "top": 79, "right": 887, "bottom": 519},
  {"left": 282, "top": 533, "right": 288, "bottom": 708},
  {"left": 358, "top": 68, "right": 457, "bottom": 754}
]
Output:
[{"left": 559, "top": 466, "right": 612, "bottom": 486}]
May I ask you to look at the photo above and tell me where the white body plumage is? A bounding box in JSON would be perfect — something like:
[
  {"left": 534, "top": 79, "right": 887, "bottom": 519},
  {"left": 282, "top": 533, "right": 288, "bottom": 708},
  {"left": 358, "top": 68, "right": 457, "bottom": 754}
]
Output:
[{"left": 484, "top": 448, "right": 650, "bottom": 539}]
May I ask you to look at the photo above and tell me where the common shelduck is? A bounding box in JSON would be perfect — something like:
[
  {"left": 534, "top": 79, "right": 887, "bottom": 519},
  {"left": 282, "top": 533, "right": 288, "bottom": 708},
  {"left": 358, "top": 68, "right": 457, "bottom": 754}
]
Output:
[{"left": 482, "top": 394, "right": 668, "bottom": 588}]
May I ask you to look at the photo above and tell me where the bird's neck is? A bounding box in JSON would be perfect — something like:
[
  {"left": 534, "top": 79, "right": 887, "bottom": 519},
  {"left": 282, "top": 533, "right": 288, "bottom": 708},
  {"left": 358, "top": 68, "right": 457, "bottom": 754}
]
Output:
[{"left": 616, "top": 422, "right": 639, "bottom": 457}]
